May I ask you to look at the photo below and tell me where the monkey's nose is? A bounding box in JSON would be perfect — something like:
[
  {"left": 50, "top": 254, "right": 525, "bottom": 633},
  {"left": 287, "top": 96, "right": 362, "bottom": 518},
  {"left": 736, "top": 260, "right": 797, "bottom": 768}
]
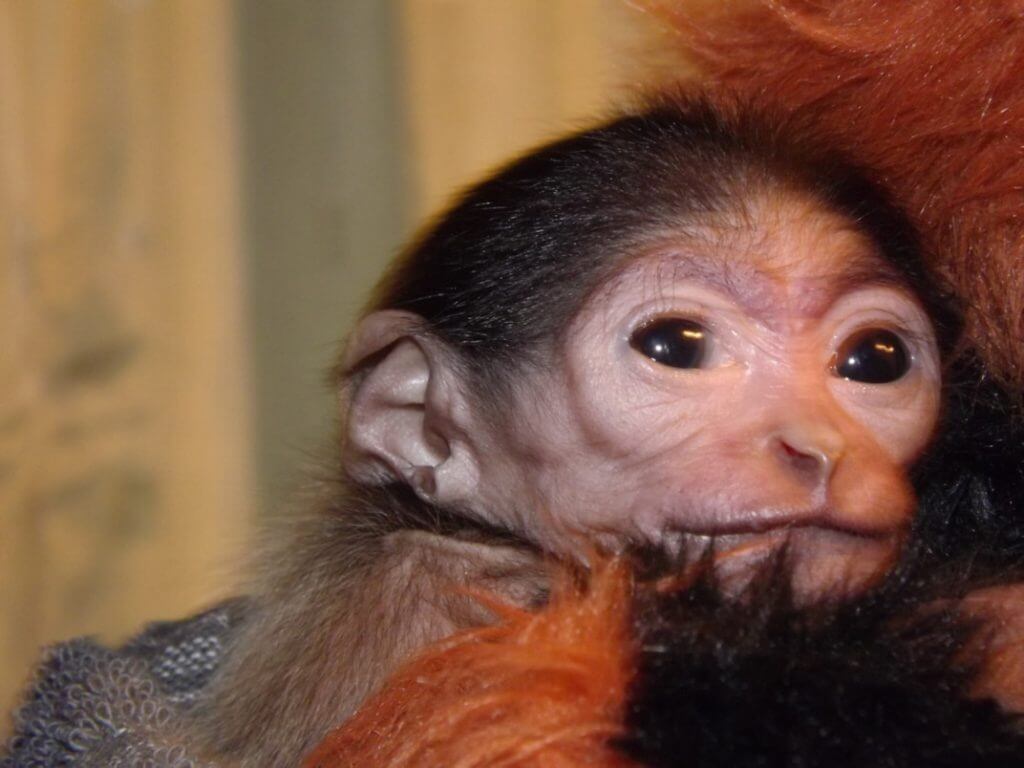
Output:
[{"left": 773, "top": 424, "right": 843, "bottom": 483}]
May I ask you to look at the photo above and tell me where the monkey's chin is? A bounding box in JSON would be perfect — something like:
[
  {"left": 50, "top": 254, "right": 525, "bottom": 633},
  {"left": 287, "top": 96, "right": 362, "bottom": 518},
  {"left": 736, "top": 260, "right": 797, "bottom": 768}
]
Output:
[{"left": 678, "top": 526, "right": 903, "bottom": 604}]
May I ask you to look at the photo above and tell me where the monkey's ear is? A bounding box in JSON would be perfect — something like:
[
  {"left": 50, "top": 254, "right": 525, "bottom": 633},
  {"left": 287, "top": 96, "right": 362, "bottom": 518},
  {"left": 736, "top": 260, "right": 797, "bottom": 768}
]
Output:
[{"left": 341, "top": 310, "right": 481, "bottom": 503}]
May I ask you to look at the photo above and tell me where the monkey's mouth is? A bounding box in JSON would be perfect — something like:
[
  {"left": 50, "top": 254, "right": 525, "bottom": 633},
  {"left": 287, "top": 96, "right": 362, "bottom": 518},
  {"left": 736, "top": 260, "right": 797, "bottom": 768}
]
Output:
[
  {"left": 672, "top": 524, "right": 894, "bottom": 559},
  {"left": 658, "top": 522, "right": 904, "bottom": 601},
  {"left": 665, "top": 503, "right": 905, "bottom": 541}
]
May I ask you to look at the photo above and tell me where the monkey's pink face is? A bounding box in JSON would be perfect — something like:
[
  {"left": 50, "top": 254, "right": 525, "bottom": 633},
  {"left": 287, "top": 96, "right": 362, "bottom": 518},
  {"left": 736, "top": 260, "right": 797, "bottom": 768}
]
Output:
[{"left": 490, "top": 195, "right": 941, "bottom": 595}]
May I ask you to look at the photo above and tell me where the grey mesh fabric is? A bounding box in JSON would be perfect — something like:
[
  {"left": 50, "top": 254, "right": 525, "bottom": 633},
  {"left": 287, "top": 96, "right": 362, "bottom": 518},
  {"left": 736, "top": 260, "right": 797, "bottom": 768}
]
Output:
[{"left": 1, "top": 600, "right": 246, "bottom": 768}]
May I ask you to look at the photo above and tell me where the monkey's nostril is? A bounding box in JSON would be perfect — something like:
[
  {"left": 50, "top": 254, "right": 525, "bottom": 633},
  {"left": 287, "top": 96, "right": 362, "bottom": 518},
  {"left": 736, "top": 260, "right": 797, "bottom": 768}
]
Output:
[
  {"left": 777, "top": 438, "right": 834, "bottom": 480},
  {"left": 771, "top": 420, "right": 844, "bottom": 483},
  {"left": 781, "top": 441, "right": 805, "bottom": 459}
]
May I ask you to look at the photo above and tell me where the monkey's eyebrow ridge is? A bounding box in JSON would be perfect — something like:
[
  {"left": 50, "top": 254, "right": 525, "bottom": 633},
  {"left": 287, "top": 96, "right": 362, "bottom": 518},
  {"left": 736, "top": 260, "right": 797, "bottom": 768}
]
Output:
[{"left": 620, "top": 247, "right": 912, "bottom": 321}]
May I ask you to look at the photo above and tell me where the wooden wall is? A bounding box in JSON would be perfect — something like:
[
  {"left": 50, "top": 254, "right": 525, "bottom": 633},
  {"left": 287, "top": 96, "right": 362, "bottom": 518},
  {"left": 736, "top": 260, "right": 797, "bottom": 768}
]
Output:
[
  {"left": 0, "top": 0, "right": 250, "bottom": 719},
  {"left": 0, "top": 0, "right": 662, "bottom": 723},
  {"left": 399, "top": 0, "right": 666, "bottom": 220}
]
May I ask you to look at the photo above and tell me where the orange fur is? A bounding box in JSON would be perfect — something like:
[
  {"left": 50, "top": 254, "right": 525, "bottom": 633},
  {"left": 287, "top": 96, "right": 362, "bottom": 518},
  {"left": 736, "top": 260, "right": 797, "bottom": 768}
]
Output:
[
  {"left": 646, "top": 0, "right": 1024, "bottom": 395},
  {"left": 302, "top": 560, "right": 637, "bottom": 768}
]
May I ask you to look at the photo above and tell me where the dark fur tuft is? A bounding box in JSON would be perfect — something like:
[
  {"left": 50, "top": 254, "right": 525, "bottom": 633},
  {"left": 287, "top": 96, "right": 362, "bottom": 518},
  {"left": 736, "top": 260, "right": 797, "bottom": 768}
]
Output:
[
  {"left": 913, "top": 358, "right": 1024, "bottom": 569},
  {"left": 618, "top": 549, "right": 1024, "bottom": 768}
]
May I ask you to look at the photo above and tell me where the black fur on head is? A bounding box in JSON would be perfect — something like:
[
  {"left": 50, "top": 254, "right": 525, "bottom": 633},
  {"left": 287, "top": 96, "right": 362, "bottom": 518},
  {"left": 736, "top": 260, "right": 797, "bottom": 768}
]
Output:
[
  {"left": 358, "top": 92, "right": 956, "bottom": 392},
  {"left": 617, "top": 542, "right": 1024, "bottom": 768}
]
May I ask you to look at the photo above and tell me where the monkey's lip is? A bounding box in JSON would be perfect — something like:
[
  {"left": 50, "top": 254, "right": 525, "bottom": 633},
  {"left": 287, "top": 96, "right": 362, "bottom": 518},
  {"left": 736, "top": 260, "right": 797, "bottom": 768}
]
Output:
[
  {"left": 663, "top": 511, "right": 906, "bottom": 582},
  {"left": 674, "top": 526, "right": 892, "bottom": 562},
  {"left": 662, "top": 524, "right": 903, "bottom": 601},
  {"left": 667, "top": 505, "right": 904, "bottom": 542}
]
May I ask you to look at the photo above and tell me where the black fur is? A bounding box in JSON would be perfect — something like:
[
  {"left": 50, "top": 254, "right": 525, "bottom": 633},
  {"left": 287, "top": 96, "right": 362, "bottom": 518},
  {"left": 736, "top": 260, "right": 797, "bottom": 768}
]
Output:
[
  {"left": 913, "top": 358, "right": 1024, "bottom": 569},
  {"left": 618, "top": 546, "right": 1024, "bottom": 768},
  {"left": 619, "top": 362, "right": 1024, "bottom": 768}
]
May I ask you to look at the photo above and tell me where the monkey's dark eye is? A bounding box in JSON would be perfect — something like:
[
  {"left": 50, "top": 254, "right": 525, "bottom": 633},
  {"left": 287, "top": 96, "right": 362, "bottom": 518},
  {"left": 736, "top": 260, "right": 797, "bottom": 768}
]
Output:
[
  {"left": 631, "top": 318, "right": 708, "bottom": 369},
  {"left": 833, "top": 328, "right": 909, "bottom": 384}
]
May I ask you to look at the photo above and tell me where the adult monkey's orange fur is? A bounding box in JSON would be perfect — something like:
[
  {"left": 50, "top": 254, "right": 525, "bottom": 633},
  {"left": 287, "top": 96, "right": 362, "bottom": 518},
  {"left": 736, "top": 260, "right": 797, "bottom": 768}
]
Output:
[
  {"left": 645, "top": 0, "right": 1024, "bottom": 396},
  {"left": 303, "top": 560, "right": 637, "bottom": 768}
]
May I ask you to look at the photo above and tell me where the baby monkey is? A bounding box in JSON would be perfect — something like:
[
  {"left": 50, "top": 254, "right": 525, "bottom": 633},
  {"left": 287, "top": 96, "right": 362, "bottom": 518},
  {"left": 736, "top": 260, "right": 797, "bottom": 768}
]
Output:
[
  {"left": 2, "top": 94, "right": 963, "bottom": 768},
  {"left": 193, "top": 95, "right": 956, "bottom": 766}
]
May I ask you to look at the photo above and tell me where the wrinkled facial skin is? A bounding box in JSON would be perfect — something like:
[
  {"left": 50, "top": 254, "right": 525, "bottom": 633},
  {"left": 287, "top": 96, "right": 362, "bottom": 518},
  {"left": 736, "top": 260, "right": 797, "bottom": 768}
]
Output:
[{"left": 483, "top": 193, "right": 941, "bottom": 598}]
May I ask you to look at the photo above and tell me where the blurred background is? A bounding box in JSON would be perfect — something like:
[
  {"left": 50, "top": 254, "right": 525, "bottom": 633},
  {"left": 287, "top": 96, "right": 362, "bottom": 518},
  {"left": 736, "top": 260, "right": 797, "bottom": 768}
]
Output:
[{"left": 0, "top": 0, "right": 671, "bottom": 718}]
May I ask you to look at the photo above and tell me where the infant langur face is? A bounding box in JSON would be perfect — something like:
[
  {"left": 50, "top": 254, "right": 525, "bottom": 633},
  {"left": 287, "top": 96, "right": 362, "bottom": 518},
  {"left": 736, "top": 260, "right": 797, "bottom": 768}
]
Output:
[{"left": 498, "top": 192, "right": 941, "bottom": 597}]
